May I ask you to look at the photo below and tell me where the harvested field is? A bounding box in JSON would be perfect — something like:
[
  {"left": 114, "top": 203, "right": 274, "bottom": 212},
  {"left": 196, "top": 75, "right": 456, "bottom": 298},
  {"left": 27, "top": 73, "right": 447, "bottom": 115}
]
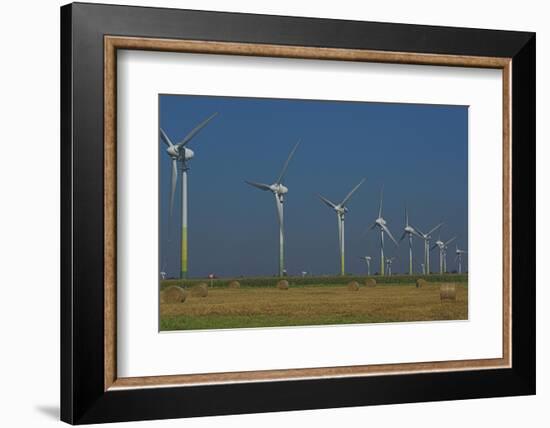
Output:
[{"left": 160, "top": 282, "right": 468, "bottom": 331}]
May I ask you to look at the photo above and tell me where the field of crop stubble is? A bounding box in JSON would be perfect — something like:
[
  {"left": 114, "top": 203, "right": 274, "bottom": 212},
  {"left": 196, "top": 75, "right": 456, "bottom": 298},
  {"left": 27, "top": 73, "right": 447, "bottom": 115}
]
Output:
[{"left": 160, "top": 276, "right": 468, "bottom": 331}]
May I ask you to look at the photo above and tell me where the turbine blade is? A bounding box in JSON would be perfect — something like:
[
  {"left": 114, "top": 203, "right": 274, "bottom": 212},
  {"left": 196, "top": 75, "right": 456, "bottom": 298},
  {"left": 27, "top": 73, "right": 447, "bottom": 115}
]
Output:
[
  {"left": 276, "top": 139, "right": 301, "bottom": 184},
  {"left": 428, "top": 222, "right": 444, "bottom": 236},
  {"left": 340, "top": 178, "right": 366, "bottom": 206},
  {"left": 411, "top": 228, "right": 424, "bottom": 239},
  {"left": 412, "top": 254, "right": 422, "bottom": 269},
  {"left": 399, "top": 231, "right": 407, "bottom": 242},
  {"left": 381, "top": 224, "right": 399, "bottom": 246},
  {"left": 378, "top": 186, "right": 384, "bottom": 218},
  {"left": 160, "top": 128, "right": 174, "bottom": 147},
  {"left": 412, "top": 224, "right": 425, "bottom": 237},
  {"left": 245, "top": 180, "right": 271, "bottom": 191},
  {"left": 369, "top": 222, "right": 378, "bottom": 231},
  {"left": 405, "top": 205, "right": 409, "bottom": 226},
  {"left": 430, "top": 244, "right": 438, "bottom": 251},
  {"left": 317, "top": 194, "right": 337, "bottom": 209},
  {"left": 169, "top": 159, "right": 178, "bottom": 216},
  {"left": 445, "top": 236, "right": 457, "bottom": 246},
  {"left": 178, "top": 112, "right": 218, "bottom": 146}
]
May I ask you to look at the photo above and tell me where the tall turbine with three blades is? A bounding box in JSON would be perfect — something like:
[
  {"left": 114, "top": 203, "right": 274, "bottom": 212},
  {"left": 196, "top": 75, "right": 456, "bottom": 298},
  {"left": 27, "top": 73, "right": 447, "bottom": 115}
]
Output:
[
  {"left": 399, "top": 206, "right": 423, "bottom": 275},
  {"left": 318, "top": 178, "right": 366, "bottom": 275},
  {"left": 160, "top": 113, "right": 218, "bottom": 279},
  {"left": 369, "top": 188, "right": 399, "bottom": 275},
  {"left": 412, "top": 223, "right": 443, "bottom": 275},
  {"left": 431, "top": 233, "right": 456, "bottom": 274},
  {"left": 455, "top": 245, "right": 468, "bottom": 274},
  {"left": 245, "top": 140, "right": 301, "bottom": 277}
]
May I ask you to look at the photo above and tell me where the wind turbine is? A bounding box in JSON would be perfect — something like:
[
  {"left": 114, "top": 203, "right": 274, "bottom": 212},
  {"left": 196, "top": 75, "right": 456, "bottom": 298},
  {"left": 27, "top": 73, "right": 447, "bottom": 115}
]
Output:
[
  {"left": 431, "top": 232, "right": 456, "bottom": 274},
  {"left": 455, "top": 245, "right": 468, "bottom": 274},
  {"left": 317, "top": 178, "right": 366, "bottom": 275},
  {"left": 399, "top": 206, "right": 423, "bottom": 275},
  {"left": 245, "top": 140, "right": 301, "bottom": 277},
  {"left": 385, "top": 257, "right": 396, "bottom": 276},
  {"left": 369, "top": 187, "right": 399, "bottom": 276},
  {"left": 160, "top": 112, "right": 218, "bottom": 279},
  {"left": 412, "top": 223, "right": 443, "bottom": 275},
  {"left": 359, "top": 256, "right": 372, "bottom": 276}
]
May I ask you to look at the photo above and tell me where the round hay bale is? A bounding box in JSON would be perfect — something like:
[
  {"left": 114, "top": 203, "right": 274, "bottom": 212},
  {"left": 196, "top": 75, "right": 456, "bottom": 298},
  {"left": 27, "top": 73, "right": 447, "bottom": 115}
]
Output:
[
  {"left": 440, "top": 284, "right": 457, "bottom": 301},
  {"left": 347, "top": 281, "right": 360, "bottom": 291},
  {"left": 276, "top": 280, "right": 289, "bottom": 290},
  {"left": 365, "top": 278, "right": 377, "bottom": 287},
  {"left": 191, "top": 283, "right": 209, "bottom": 297},
  {"left": 161, "top": 286, "right": 187, "bottom": 304},
  {"left": 416, "top": 278, "right": 427, "bottom": 288},
  {"left": 228, "top": 280, "right": 240, "bottom": 289}
]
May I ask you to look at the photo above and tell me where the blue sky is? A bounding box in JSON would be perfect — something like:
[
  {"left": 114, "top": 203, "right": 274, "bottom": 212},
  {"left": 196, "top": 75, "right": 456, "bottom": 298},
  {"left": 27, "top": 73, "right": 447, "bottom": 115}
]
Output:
[{"left": 159, "top": 94, "right": 468, "bottom": 277}]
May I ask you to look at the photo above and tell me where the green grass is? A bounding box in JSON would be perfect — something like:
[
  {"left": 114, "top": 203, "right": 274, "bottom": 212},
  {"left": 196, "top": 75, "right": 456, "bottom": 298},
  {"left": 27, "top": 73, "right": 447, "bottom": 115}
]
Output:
[
  {"left": 160, "top": 282, "right": 468, "bottom": 331},
  {"left": 160, "top": 273, "right": 467, "bottom": 290}
]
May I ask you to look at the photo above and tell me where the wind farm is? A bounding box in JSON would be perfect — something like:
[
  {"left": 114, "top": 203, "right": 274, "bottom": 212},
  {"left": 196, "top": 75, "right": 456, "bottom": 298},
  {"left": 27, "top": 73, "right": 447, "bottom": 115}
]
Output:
[{"left": 158, "top": 94, "right": 468, "bottom": 331}]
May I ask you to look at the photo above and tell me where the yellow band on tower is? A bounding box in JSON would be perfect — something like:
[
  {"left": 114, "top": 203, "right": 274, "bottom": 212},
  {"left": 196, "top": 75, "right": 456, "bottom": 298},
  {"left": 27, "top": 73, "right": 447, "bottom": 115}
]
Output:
[{"left": 181, "top": 226, "right": 188, "bottom": 278}]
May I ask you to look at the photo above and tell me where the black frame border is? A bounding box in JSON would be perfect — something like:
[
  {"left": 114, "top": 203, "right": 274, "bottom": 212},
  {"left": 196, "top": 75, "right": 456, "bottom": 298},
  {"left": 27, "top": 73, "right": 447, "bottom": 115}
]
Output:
[{"left": 61, "top": 2, "right": 535, "bottom": 424}]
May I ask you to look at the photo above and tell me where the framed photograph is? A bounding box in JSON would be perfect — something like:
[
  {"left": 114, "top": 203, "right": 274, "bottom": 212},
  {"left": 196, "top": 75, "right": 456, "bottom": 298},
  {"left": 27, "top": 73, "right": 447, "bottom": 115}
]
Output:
[{"left": 61, "top": 2, "right": 535, "bottom": 424}]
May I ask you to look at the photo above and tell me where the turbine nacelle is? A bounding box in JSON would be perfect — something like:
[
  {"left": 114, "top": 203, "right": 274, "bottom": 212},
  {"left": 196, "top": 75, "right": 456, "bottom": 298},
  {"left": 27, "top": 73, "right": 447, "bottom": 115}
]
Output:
[
  {"left": 271, "top": 183, "right": 288, "bottom": 195},
  {"left": 167, "top": 145, "right": 194, "bottom": 161},
  {"left": 182, "top": 147, "right": 194, "bottom": 160},
  {"left": 376, "top": 217, "right": 387, "bottom": 227},
  {"left": 166, "top": 145, "right": 179, "bottom": 158},
  {"left": 404, "top": 225, "right": 416, "bottom": 234},
  {"left": 421, "top": 231, "right": 435, "bottom": 240},
  {"left": 334, "top": 205, "right": 348, "bottom": 215}
]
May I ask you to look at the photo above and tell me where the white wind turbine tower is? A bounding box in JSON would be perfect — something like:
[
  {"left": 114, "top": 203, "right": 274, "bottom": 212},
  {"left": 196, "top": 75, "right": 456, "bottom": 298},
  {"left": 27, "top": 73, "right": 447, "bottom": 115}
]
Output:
[
  {"left": 411, "top": 222, "right": 443, "bottom": 275},
  {"left": 369, "top": 187, "right": 399, "bottom": 276},
  {"left": 455, "top": 245, "right": 468, "bottom": 274},
  {"left": 431, "top": 232, "right": 456, "bottom": 274},
  {"left": 359, "top": 256, "right": 372, "bottom": 276},
  {"left": 318, "top": 178, "right": 366, "bottom": 276},
  {"left": 160, "top": 112, "right": 218, "bottom": 279},
  {"left": 399, "top": 206, "right": 423, "bottom": 275},
  {"left": 385, "top": 257, "right": 396, "bottom": 276},
  {"left": 245, "top": 140, "right": 301, "bottom": 277}
]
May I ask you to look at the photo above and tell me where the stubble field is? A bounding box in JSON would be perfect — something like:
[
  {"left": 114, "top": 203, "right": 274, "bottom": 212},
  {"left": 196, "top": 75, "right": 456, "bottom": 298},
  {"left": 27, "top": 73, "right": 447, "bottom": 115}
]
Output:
[{"left": 160, "top": 280, "right": 468, "bottom": 331}]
